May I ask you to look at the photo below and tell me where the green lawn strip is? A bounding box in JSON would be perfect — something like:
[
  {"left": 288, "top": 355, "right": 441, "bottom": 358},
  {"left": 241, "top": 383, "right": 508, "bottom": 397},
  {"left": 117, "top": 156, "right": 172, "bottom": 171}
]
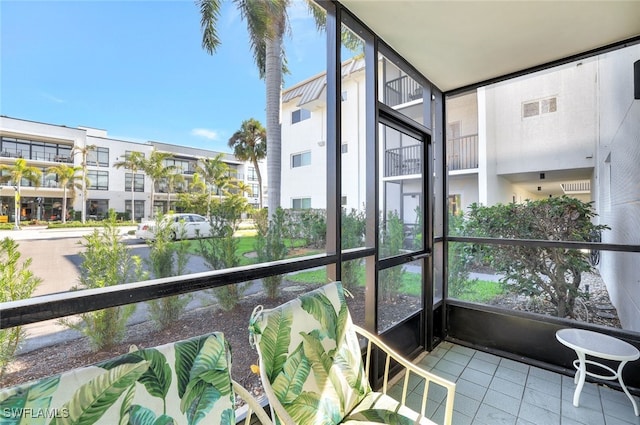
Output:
[{"left": 459, "top": 279, "right": 503, "bottom": 303}]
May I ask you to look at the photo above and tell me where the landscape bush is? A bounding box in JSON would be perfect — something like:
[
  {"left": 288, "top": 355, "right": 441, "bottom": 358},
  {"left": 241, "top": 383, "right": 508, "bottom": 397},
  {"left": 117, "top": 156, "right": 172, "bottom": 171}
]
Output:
[
  {"left": 0, "top": 238, "right": 42, "bottom": 379},
  {"left": 145, "top": 214, "right": 191, "bottom": 329},
  {"left": 59, "top": 211, "right": 144, "bottom": 350}
]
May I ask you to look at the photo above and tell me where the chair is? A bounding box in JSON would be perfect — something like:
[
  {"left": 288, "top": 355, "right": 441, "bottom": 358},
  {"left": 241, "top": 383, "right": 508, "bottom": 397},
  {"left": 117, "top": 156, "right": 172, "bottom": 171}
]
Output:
[
  {"left": 0, "top": 332, "right": 272, "bottom": 425},
  {"left": 249, "top": 282, "right": 456, "bottom": 425}
]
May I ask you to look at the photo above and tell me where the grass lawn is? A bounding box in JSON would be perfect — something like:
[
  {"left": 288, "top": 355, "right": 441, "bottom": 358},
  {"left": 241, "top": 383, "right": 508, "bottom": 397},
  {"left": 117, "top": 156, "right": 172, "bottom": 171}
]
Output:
[
  {"left": 287, "top": 265, "right": 423, "bottom": 296},
  {"left": 182, "top": 236, "right": 313, "bottom": 266}
]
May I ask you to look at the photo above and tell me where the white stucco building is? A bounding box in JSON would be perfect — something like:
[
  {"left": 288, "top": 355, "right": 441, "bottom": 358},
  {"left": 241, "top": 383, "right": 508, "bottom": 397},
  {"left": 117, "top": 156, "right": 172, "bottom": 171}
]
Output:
[
  {"left": 0, "top": 116, "right": 266, "bottom": 222},
  {"left": 280, "top": 44, "right": 640, "bottom": 330}
]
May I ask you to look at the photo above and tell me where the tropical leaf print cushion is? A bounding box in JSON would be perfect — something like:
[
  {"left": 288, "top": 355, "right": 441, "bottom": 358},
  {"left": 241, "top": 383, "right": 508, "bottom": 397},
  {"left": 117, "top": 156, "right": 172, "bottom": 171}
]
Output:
[
  {"left": 0, "top": 332, "right": 235, "bottom": 425},
  {"left": 250, "top": 282, "right": 370, "bottom": 425}
]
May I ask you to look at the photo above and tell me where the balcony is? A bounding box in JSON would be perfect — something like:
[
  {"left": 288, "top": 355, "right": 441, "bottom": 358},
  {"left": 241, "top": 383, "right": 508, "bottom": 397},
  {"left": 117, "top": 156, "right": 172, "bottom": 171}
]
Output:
[
  {"left": 385, "top": 75, "right": 423, "bottom": 107},
  {"left": 447, "top": 134, "right": 479, "bottom": 171},
  {"left": 385, "top": 144, "right": 422, "bottom": 177}
]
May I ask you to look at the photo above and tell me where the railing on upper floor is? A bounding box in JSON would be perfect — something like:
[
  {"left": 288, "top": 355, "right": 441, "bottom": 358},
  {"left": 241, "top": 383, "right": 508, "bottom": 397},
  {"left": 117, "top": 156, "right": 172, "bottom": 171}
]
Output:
[
  {"left": 384, "top": 75, "right": 423, "bottom": 107},
  {"left": 447, "top": 134, "right": 478, "bottom": 171},
  {"left": 0, "top": 148, "right": 73, "bottom": 163},
  {"left": 384, "top": 144, "right": 422, "bottom": 177}
]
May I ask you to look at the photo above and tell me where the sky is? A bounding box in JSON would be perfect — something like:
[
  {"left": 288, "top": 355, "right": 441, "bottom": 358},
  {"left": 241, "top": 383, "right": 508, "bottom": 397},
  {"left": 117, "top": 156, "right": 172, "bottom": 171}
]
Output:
[{"left": 0, "top": 0, "right": 326, "bottom": 152}]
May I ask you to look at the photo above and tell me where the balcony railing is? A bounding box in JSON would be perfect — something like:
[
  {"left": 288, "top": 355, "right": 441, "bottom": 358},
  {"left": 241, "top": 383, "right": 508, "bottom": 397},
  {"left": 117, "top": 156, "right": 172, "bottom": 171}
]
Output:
[
  {"left": 384, "top": 75, "right": 423, "bottom": 107},
  {"left": 385, "top": 144, "right": 422, "bottom": 177},
  {"left": 447, "top": 134, "right": 478, "bottom": 171}
]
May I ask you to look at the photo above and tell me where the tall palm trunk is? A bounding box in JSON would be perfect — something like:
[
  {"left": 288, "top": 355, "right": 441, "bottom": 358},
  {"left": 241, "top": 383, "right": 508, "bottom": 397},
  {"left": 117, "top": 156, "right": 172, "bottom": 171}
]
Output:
[
  {"left": 62, "top": 186, "right": 68, "bottom": 224},
  {"left": 13, "top": 184, "right": 20, "bottom": 229},
  {"left": 131, "top": 177, "right": 136, "bottom": 222},
  {"left": 265, "top": 26, "right": 283, "bottom": 219},
  {"left": 252, "top": 157, "right": 264, "bottom": 209}
]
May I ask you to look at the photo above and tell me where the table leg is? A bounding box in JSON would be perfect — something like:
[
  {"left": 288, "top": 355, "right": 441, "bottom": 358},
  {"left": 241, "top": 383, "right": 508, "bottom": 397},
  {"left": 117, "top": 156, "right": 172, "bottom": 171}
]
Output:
[
  {"left": 616, "top": 361, "right": 639, "bottom": 416},
  {"left": 573, "top": 351, "right": 586, "bottom": 407}
]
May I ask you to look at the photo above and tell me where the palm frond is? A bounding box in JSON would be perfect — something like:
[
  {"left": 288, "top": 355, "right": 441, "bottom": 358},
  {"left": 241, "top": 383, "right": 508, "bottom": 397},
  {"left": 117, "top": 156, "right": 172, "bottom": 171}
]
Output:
[{"left": 198, "top": 0, "right": 222, "bottom": 54}]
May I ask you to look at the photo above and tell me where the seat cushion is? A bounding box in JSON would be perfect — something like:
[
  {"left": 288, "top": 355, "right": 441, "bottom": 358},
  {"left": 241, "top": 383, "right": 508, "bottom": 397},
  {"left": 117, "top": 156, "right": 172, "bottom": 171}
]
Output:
[
  {"left": 0, "top": 332, "right": 235, "bottom": 425},
  {"left": 342, "top": 392, "right": 436, "bottom": 425},
  {"left": 250, "top": 282, "right": 371, "bottom": 424}
]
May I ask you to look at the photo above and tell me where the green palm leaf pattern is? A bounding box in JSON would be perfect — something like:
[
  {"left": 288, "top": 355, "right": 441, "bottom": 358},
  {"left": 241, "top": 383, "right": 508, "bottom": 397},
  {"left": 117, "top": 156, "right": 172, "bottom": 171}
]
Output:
[
  {"left": 50, "top": 361, "right": 149, "bottom": 425},
  {"left": 118, "top": 385, "right": 136, "bottom": 425},
  {"left": 180, "top": 380, "right": 221, "bottom": 425},
  {"left": 127, "top": 405, "right": 174, "bottom": 425},
  {"left": 179, "top": 335, "right": 232, "bottom": 425},
  {"left": 300, "top": 291, "right": 338, "bottom": 341},
  {"left": 335, "top": 285, "right": 350, "bottom": 346},
  {"left": 286, "top": 393, "right": 341, "bottom": 425},
  {"left": 258, "top": 308, "right": 293, "bottom": 381},
  {"left": 220, "top": 408, "right": 234, "bottom": 425},
  {"left": 0, "top": 375, "right": 59, "bottom": 425},
  {"left": 333, "top": 345, "right": 368, "bottom": 396},
  {"left": 174, "top": 337, "right": 208, "bottom": 398},
  {"left": 189, "top": 336, "right": 229, "bottom": 382},
  {"left": 271, "top": 344, "right": 310, "bottom": 404},
  {"left": 101, "top": 349, "right": 172, "bottom": 402},
  {"left": 133, "top": 349, "right": 172, "bottom": 401}
]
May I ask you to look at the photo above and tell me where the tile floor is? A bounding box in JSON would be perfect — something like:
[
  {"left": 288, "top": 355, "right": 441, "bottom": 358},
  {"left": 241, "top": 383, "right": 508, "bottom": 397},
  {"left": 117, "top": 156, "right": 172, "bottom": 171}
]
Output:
[{"left": 389, "top": 341, "right": 640, "bottom": 425}]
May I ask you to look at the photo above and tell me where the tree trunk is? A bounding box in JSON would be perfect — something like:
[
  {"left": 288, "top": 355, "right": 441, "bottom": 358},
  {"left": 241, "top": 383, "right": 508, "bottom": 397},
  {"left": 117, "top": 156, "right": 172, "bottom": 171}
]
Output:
[
  {"left": 131, "top": 177, "right": 136, "bottom": 222},
  {"left": 62, "top": 186, "right": 68, "bottom": 224},
  {"left": 265, "top": 26, "right": 283, "bottom": 220},
  {"left": 252, "top": 158, "right": 263, "bottom": 209}
]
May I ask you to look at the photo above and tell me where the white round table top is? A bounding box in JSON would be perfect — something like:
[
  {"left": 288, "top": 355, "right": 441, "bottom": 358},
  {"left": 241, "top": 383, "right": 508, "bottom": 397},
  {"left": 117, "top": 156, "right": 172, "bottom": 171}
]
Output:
[{"left": 556, "top": 328, "right": 640, "bottom": 361}]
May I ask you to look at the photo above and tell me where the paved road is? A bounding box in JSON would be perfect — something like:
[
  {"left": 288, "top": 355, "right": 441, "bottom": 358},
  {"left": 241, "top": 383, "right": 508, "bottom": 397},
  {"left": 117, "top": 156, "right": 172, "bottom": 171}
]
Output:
[{"left": 1, "top": 226, "right": 258, "bottom": 353}]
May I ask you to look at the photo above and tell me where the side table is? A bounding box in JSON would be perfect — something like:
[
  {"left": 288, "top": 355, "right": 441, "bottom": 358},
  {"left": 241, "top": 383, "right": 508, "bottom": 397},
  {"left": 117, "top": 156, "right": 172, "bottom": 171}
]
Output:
[{"left": 556, "top": 328, "right": 639, "bottom": 416}]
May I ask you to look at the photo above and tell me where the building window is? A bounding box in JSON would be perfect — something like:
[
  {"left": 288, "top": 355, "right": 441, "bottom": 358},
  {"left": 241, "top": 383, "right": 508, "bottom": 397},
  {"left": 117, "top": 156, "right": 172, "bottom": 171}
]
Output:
[
  {"left": 341, "top": 143, "right": 348, "bottom": 154},
  {"left": 292, "top": 198, "right": 311, "bottom": 210},
  {"left": 523, "top": 96, "right": 557, "bottom": 118},
  {"left": 247, "top": 167, "right": 258, "bottom": 181},
  {"left": 87, "top": 199, "right": 109, "bottom": 219},
  {"left": 341, "top": 196, "right": 347, "bottom": 206},
  {"left": 125, "top": 173, "right": 144, "bottom": 192},
  {"left": 249, "top": 183, "right": 259, "bottom": 197},
  {"left": 448, "top": 194, "right": 461, "bottom": 216},
  {"left": 87, "top": 170, "right": 109, "bottom": 190},
  {"left": 87, "top": 147, "right": 109, "bottom": 166},
  {"left": 292, "top": 108, "right": 311, "bottom": 124},
  {"left": 125, "top": 200, "right": 145, "bottom": 221},
  {"left": 341, "top": 90, "right": 348, "bottom": 101},
  {"left": 164, "top": 158, "right": 191, "bottom": 174},
  {"left": 291, "top": 151, "right": 311, "bottom": 168}
]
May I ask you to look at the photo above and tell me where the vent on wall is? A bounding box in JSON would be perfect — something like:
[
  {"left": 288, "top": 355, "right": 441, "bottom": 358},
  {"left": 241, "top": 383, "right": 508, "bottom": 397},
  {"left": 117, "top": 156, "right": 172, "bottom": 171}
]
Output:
[{"left": 561, "top": 181, "right": 591, "bottom": 194}]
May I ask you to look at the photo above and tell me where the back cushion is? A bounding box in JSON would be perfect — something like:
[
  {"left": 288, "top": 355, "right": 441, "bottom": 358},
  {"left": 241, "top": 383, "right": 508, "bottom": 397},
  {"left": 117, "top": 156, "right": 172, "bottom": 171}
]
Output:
[
  {"left": 250, "top": 282, "right": 370, "bottom": 424},
  {"left": 0, "top": 332, "right": 235, "bottom": 425}
]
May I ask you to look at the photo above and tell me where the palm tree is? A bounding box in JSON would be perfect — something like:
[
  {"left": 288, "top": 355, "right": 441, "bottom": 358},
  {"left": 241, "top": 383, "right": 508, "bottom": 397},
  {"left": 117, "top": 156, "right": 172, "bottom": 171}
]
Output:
[
  {"left": 0, "top": 158, "right": 42, "bottom": 229},
  {"left": 198, "top": 0, "right": 289, "bottom": 219},
  {"left": 194, "top": 155, "right": 230, "bottom": 219},
  {"left": 46, "top": 164, "right": 84, "bottom": 224},
  {"left": 142, "top": 150, "right": 175, "bottom": 218},
  {"left": 71, "top": 144, "right": 96, "bottom": 223},
  {"left": 228, "top": 118, "right": 267, "bottom": 208},
  {"left": 165, "top": 171, "right": 185, "bottom": 213},
  {"left": 114, "top": 151, "right": 146, "bottom": 222}
]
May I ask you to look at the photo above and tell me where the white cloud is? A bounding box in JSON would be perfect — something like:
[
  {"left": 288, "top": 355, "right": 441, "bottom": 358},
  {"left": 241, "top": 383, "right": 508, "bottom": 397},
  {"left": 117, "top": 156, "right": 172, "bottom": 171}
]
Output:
[
  {"left": 191, "top": 128, "right": 220, "bottom": 140},
  {"left": 41, "top": 92, "right": 65, "bottom": 103}
]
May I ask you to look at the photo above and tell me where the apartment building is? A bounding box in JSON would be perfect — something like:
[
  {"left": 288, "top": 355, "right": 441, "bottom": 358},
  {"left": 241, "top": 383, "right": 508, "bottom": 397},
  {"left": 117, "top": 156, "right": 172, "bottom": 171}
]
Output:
[
  {"left": 0, "top": 116, "right": 266, "bottom": 222},
  {"left": 280, "top": 43, "right": 640, "bottom": 330}
]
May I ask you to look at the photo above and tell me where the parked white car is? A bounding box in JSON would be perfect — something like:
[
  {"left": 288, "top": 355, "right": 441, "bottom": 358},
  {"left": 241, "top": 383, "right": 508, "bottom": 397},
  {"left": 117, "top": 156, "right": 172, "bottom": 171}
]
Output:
[{"left": 135, "top": 213, "right": 212, "bottom": 241}]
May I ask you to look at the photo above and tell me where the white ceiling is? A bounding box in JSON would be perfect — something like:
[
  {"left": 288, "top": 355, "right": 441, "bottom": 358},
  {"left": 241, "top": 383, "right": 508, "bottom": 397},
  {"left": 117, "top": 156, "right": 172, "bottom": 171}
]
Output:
[{"left": 340, "top": 0, "right": 640, "bottom": 92}]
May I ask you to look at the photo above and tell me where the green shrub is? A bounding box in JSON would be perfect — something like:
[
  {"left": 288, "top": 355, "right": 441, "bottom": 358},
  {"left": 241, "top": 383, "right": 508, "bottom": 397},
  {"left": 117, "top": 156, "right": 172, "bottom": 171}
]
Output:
[
  {"left": 59, "top": 212, "right": 143, "bottom": 350},
  {"left": 255, "top": 208, "right": 288, "bottom": 298},
  {"left": 145, "top": 214, "right": 191, "bottom": 329},
  {"left": 341, "top": 208, "right": 366, "bottom": 289},
  {"left": 0, "top": 238, "right": 42, "bottom": 379},
  {"left": 379, "top": 210, "right": 405, "bottom": 301},
  {"left": 465, "top": 196, "right": 609, "bottom": 317}
]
